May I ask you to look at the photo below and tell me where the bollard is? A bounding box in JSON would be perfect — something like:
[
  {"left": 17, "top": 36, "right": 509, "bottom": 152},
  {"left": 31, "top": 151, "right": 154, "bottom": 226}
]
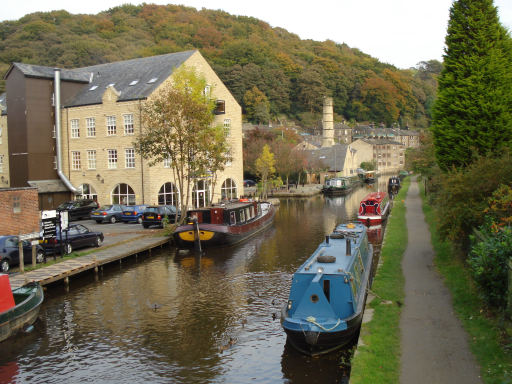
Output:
[
  {"left": 32, "top": 243, "right": 37, "bottom": 267},
  {"left": 18, "top": 238, "right": 24, "bottom": 273}
]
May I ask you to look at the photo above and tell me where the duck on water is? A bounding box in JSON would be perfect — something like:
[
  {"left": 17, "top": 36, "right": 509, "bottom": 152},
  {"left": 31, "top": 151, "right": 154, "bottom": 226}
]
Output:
[{"left": 281, "top": 222, "right": 373, "bottom": 356}]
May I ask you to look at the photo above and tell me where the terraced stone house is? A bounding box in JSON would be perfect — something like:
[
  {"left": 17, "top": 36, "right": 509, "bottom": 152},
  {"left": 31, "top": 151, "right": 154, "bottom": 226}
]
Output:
[{"left": 3, "top": 50, "right": 243, "bottom": 210}]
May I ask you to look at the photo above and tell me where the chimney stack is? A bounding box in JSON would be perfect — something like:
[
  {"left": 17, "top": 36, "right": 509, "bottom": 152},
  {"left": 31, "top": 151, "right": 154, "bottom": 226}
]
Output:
[{"left": 321, "top": 96, "right": 334, "bottom": 147}]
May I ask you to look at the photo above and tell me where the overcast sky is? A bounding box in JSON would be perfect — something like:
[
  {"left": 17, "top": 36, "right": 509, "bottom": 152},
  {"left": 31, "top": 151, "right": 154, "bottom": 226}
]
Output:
[{"left": 3, "top": 0, "right": 512, "bottom": 69}]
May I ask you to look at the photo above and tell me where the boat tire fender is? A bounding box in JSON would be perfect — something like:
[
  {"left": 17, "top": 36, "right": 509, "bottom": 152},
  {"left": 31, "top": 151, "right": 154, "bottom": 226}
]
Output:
[{"left": 317, "top": 255, "right": 336, "bottom": 263}]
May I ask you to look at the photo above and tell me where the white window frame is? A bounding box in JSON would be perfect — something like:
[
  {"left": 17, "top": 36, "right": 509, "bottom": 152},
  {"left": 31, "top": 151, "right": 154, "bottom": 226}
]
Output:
[
  {"left": 87, "top": 150, "right": 96, "bottom": 170},
  {"left": 71, "top": 151, "right": 81, "bottom": 170},
  {"left": 108, "top": 149, "right": 118, "bottom": 169},
  {"left": 71, "top": 119, "right": 80, "bottom": 138},
  {"left": 123, "top": 114, "right": 134, "bottom": 135},
  {"left": 125, "top": 148, "right": 135, "bottom": 168},
  {"left": 163, "top": 156, "right": 171, "bottom": 168},
  {"left": 86, "top": 117, "right": 96, "bottom": 137},
  {"left": 223, "top": 119, "right": 231, "bottom": 137},
  {"left": 106, "top": 115, "right": 117, "bottom": 136}
]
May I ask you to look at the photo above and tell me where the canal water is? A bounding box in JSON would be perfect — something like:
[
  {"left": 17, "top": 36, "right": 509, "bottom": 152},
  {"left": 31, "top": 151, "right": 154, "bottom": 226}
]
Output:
[{"left": 0, "top": 179, "right": 389, "bottom": 384}]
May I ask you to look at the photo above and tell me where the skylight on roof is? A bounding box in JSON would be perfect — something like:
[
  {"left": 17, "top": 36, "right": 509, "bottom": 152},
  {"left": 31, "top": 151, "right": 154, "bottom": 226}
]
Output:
[
  {"left": 129, "top": 80, "right": 139, "bottom": 86},
  {"left": 89, "top": 85, "right": 98, "bottom": 91},
  {"left": 147, "top": 78, "right": 158, "bottom": 84}
]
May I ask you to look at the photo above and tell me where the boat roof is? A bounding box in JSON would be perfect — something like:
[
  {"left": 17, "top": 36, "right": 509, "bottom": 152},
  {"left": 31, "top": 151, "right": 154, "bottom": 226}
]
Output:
[
  {"left": 361, "top": 191, "right": 387, "bottom": 202},
  {"left": 189, "top": 200, "right": 256, "bottom": 212},
  {"left": 295, "top": 223, "right": 367, "bottom": 276}
]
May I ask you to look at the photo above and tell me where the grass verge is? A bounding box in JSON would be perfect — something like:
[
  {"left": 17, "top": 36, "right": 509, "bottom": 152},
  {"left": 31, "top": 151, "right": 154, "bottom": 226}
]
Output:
[
  {"left": 419, "top": 181, "right": 512, "bottom": 384},
  {"left": 349, "top": 177, "right": 410, "bottom": 384}
]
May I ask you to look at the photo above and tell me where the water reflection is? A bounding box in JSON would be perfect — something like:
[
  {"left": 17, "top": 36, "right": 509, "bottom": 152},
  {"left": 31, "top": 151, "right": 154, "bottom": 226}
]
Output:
[{"left": 0, "top": 180, "right": 391, "bottom": 383}]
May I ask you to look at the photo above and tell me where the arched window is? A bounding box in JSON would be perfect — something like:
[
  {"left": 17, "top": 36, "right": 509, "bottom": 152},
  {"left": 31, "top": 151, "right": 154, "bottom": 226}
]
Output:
[
  {"left": 221, "top": 178, "right": 237, "bottom": 201},
  {"left": 78, "top": 184, "right": 97, "bottom": 201},
  {"left": 192, "top": 179, "right": 210, "bottom": 208},
  {"left": 111, "top": 183, "right": 135, "bottom": 205},
  {"left": 158, "top": 182, "right": 180, "bottom": 206}
]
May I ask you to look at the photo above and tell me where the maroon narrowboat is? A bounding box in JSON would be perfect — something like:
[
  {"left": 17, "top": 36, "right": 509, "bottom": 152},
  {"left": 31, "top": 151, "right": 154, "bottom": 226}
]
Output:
[
  {"left": 173, "top": 200, "right": 275, "bottom": 248},
  {"left": 357, "top": 192, "right": 390, "bottom": 226}
]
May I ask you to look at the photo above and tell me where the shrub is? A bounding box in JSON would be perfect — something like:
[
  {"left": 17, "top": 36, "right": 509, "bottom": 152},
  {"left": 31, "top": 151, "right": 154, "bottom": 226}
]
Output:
[
  {"left": 433, "top": 152, "right": 512, "bottom": 252},
  {"left": 468, "top": 221, "right": 512, "bottom": 309}
]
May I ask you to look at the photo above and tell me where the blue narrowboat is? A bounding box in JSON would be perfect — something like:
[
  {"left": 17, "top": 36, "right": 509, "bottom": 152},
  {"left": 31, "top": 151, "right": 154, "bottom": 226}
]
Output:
[{"left": 281, "top": 222, "right": 373, "bottom": 356}]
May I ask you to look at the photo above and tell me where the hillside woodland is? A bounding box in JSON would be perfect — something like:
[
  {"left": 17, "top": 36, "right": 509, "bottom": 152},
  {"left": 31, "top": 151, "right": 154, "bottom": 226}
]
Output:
[{"left": 0, "top": 4, "right": 440, "bottom": 128}]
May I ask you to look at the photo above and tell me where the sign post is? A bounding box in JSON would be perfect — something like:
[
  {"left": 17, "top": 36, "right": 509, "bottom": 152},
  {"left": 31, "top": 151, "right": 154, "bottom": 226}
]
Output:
[{"left": 42, "top": 210, "right": 58, "bottom": 260}]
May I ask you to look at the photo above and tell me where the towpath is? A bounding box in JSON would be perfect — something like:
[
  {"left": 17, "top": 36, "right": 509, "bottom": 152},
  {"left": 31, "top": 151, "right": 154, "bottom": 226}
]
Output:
[{"left": 400, "top": 177, "right": 482, "bottom": 383}]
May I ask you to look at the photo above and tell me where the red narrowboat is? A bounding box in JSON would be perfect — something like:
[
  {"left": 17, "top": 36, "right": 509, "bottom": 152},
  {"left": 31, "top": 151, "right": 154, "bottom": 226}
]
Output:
[
  {"left": 357, "top": 192, "right": 390, "bottom": 226},
  {"left": 173, "top": 200, "right": 275, "bottom": 248}
]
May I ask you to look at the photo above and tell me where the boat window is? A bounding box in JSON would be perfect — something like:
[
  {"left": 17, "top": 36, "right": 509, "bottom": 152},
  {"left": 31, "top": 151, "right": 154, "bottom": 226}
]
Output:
[
  {"left": 350, "top": 280, "right": 357, "bottom": 303},
  {"left": 250, "top": 205, "right": 255, "bottom": 218},
  {"left": 358, "top": 251, "right": 364, "bottom": 273},
  {"left": 230, "top": 211, "right": 236, "bottom": 225},
  {"left": 240, "top": 210, "right": 245, "bottom": 222},
  {"left": 245, "top": 207, "right": 250, "bottom": 220},
  {"left": 310, "top": 294, "right": 319, "bottom": 303},
  {"left": 323, "top": 280, "right": 331, "bottom": 302}
]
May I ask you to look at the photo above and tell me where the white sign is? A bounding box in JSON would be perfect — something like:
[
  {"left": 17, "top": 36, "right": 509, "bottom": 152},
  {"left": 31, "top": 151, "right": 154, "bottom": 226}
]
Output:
[
  {"left": 31, "top": 240, "right": 39, "bottom": 246},
  {"left": 19, "top": 232, "right": 40, "bottom": 241},
  {"left": 42, "top": 210, "right": 57, "bottom": 219},
  {"left": 60, "top": 211, "right": 69, "bottom": 230}
]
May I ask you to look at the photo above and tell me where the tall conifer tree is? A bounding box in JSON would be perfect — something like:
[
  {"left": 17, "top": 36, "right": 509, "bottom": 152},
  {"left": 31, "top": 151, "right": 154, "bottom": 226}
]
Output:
[{"left": 432, "top": 0, "right": 512, "bottom": 170}]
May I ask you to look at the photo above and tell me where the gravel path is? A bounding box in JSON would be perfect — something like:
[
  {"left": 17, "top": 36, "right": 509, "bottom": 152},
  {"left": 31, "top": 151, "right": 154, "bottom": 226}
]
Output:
[{"left": 400, "top": 177, "right": 482, "bottom": 384}]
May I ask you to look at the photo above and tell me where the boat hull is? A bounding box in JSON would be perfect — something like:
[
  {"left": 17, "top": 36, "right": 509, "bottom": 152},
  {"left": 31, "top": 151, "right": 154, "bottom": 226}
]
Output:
[
  {"left": 174, "top": 205, "right": 275, "bottom": 248},
  {"left": 0, "top": 283, "right": 44, "bottom": 342},
  {"left": 322, "top": 187, "right": 352, "bottom": 196},
  {"left": 282, "top": 309, "right": 363, "bottom": 356}
]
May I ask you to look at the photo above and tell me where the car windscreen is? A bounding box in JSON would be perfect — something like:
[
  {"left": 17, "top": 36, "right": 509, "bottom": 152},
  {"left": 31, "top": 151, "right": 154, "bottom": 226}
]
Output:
[
  {"left": 101, "top": 205, "right": 113, "bottom": 211},
  {"left": 145, "top": 207, "right": 159, "bottom": 213}
]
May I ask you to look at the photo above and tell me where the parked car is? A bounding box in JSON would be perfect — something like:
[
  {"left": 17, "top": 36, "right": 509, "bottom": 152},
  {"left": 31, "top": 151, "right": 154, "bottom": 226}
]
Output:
[
  {"left": 121, "top": 205, "right": 148, "bottom": 224},
  {"left": 41, "top": 223, "right": 104, "bottom": 255},
  {"left": 90, "top": 204, "right": 126, "bottom": 224},
  {"left": 57, "top": 199, "right": 99, "bottom": 221},
  {"left": 0, "top": 236, "right": 45, "bottom": 273},
  {"left": 244, "top": 179, "right": 257, "bottom": 187},
  {"left": 141, "top": 205, "right": 179, "bottom": 228}
]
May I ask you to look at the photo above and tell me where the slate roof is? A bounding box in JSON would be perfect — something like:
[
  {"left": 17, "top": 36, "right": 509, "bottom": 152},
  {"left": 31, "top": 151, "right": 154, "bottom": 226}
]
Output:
[
  {"left": 8, "top": 63, "right": 90, "bottom": 83},
  {"left": 66, "top": 50, "right": 196, "bottom": 107},
  {"left": 307, "top": 144, "right": 349, "bottom": 172},
  {"left": 0, "top": 93, "right": 6, "bottom": 116},
  {"left": 362, "top": 138, "right": 403, "bottom": 146}
]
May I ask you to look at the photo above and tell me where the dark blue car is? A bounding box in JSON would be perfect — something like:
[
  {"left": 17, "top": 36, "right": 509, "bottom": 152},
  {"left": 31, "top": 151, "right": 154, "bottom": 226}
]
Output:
[
  {"left": 90, "top": 204, "right": 127, "bottom": 224},
  {"left": 121, "top": 205, "right": 148, "bottom": 224},
  {"left": 0, "top": 236, "right": 45, "bottom": 273},
  {"left": 41, "top": 223, "right": 104, "bottom": 255}
]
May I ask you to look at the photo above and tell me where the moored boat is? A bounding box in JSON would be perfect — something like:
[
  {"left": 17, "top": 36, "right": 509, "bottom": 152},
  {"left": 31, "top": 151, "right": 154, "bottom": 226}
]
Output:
[
  {"left": 357, "top": 191, "right": 390, "bottom": 226},
  {"left": 173, "top": 200, "right": 276, "bottom": 248},
  {"left": 281, "top": 222, "right": 373, "bottom": 356},
  {"left": 0, "top": 278, "right": 44, "bottom": 342},
  {"left": 363, "top": 170, "right": 376, "bottom": 184},
  {"left": 321, "top": 177, "right": 353, "bottom": 196}
]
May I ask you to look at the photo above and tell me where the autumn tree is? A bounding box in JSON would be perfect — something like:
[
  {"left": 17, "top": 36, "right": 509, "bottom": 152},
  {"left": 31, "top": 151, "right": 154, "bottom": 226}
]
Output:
[
  {"left": 432, "top": 0, "right": 512, "bottom": 170},
  {"left": 255, "top": 144, "right": 276, "bottom": 199},
  {"left": 243, "top": 86, "right": 270, "bottom": 124},
  {"left": 136, "top": 66, "right": 230, "bottom": 222}
]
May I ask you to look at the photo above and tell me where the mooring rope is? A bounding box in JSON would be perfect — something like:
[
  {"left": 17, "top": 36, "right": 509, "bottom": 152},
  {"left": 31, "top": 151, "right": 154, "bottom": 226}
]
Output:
[{"left": 305, "top": 316, "right": 341, "bottom": 331}]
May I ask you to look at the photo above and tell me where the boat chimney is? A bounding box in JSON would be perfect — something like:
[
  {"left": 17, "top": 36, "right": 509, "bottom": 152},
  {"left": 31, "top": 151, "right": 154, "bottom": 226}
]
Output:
[
  {"left": 346, "top": 238, "right": 351, "bottom": 256},
  {"left": 325, "top": 235, "right": 329, "bottom": 244}
]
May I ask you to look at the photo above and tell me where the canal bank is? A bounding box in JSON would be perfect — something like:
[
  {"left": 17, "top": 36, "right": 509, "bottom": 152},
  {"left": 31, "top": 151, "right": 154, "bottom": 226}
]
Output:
[{"left": 350, "top": 177, "right": 484, "bottom": 384}]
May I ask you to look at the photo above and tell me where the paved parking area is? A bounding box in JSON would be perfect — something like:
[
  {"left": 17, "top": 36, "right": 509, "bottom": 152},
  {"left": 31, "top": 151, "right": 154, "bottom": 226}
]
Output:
[{"left": 75, "top": 218, "right": 163, "bottom": 247}]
